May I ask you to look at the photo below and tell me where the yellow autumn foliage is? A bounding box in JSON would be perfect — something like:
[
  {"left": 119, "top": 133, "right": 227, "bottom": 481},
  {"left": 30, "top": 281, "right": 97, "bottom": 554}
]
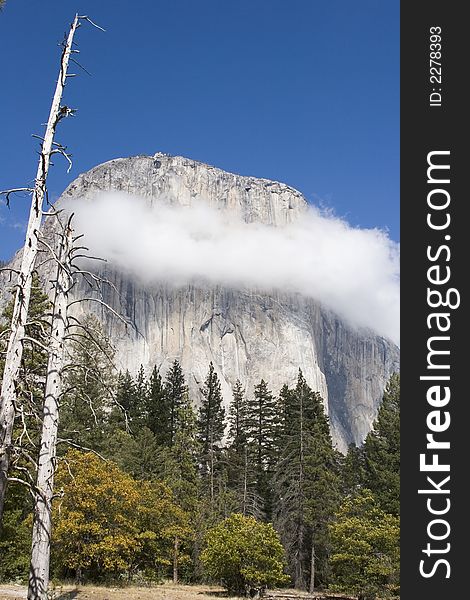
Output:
[{"left": 53, "top": 450, "right": 191, "bottom": 579}]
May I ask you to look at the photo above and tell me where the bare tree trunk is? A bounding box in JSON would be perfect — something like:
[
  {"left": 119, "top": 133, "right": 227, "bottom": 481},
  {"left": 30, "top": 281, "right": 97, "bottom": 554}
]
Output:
[
  {"left": 309, "top": 541, "right": 315, "bottom": 593},
  {"left": 28, "top": 222, "right": 73, "bottom": 600},
  {"left": 294, "top": 386, "right": 305, "bottom": 589},
  {"left": 0, "top": 13, "right": 79, "bottom": 526},
  {"left": 173, "top": 536, "right": 179, "bottom": 584},
  {"left": 243, "top": 446, "right": 248, "bottom": 516},
  {"left": 209, "top": 431, "right": 214, "bottom": 507}
]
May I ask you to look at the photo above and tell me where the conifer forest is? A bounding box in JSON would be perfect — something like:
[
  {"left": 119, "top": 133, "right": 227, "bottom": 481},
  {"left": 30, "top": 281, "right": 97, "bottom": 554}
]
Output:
[{"left": 0, "top": 286, "right": 400, "bottom": 599}]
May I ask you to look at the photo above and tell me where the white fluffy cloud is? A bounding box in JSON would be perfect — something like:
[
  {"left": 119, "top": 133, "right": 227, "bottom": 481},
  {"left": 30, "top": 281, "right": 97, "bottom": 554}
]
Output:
[{"left": 70, "top": 192, "right": 400, "bottom": 345}]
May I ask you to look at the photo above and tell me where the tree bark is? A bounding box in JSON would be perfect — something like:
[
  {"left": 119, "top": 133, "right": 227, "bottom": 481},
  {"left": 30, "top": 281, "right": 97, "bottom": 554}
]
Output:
[
  {"left": 28, "top": 221, "right": 72, "bottom": 600},
  {"left": 243, "top": 446, "right": 248, "bottom": 516},
  {"left": 173, "top": 536, "right": 179, "bottom": 584},
  {"left": 294, "top": 385, "right": 305, "bottom": 589},
  {"left": 309, "top": 540, "right": 315, "bottom": 593},
  {"left": 209, "top": 431, "right": 214, "bottom": 506},
  {"left": 0, "top": 13, "right": 79, "bottom": 527}
]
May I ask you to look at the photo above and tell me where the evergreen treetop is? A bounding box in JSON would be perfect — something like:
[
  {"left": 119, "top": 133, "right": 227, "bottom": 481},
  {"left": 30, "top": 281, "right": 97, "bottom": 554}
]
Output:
[
  {"left": 197, "top": 362, "right": 225, "bottom": 453},
  {"left": 363, "top": 373, "right": 400, "bottom": 516}
]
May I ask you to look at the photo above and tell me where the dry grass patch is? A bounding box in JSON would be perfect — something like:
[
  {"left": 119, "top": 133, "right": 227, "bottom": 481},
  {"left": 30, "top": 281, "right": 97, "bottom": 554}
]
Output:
[{"left": 0, "top": 583, "right": 238, "bottom": 600}]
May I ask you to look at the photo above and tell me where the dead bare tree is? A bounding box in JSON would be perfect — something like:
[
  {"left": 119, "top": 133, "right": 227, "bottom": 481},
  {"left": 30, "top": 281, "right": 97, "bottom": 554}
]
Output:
[
  {"left": 25, "top": 195, "right": 137, "bottom": 600},
  {"left": 26, "top": 207, "right": 132, "bottom": 599},
  {"left": 0, "top": 12, "right": 103, "bottom": 527},
  {"left": 27, "top": 214, "right": 73, "bottom": 600},
  {"left": 0, "top": 13, "right": 79, "bottom": 525},
  {"left": 0, "top": 14, "right": 133, "bottom": 597}
]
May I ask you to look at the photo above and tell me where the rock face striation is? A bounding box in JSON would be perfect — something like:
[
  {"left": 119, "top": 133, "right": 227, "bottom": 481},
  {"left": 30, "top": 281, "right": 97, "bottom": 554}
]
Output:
[{"left": 1, "top": 154, "right": 399, "bottom": 451}]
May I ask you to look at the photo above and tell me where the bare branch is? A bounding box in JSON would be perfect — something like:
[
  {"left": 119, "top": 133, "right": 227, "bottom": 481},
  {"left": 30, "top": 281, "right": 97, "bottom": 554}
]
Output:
[
  {"left": 0, "top": 267, "right": 21, "bottom": 277},
  {"left": 51, "top": 146, "right": 73, "bottom": 173},
  {"left": 62, "top": 332, "right": 115, "bottom": 372},
  {"left": 58, "top": 440, "right": 108, "bottom": 463},
  {"left": 70, "top": 57, "right": 92, "bottom": 76},
  {"left": 37, "top": 236, "right": 74, "bottom": 284},
  {"left": 67, "top": 297, "right": 129, "bottom": 326},
  {"left": 21, "top": 336, "right": 51, "bottom": 353},
  {"left": 30, "top": 134, "right": 71, "bottom": 149},
  {"left": 42, "top": 206, "right": 65, "bottom": 217},
  {"left": 34, "top": 256, "right": 56, "bottom": 270},
  {"left": 31, "top": 134, "right": 45, "bottom": 144},
  {"left": 36, "top": 236, "right": 63, "bottom": 267},
  {"left": 78, "top": 15, "right": 106, "bottom": 31},
  {"left": 16, "top": 405, "right": 38, "bottom": 450},
  {"left": 6, "top": 477, "right": 36, "bottom": 496},
  {"left": 24, "top": 319, "right": 52, "bottom": 339},
  {"left": 72, "top": 269, "right": 120, "bottom": 298},
  {"left": 70, "top": 253, "right": 107, "bottom": 263},
  {"left": 14, "top": 448, "right": 39, "bottom": 472},
  {"left": 0, "top": 187, "right": 34, "bottom": 207},
  {"left": 0, "top": 329, "right": 12, "bottom": 341}
]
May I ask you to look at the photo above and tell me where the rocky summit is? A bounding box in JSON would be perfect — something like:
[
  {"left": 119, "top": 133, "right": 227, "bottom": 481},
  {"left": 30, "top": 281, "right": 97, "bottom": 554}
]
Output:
[{"left": 1, "top": 153, "right": 399, "bottom": 452}]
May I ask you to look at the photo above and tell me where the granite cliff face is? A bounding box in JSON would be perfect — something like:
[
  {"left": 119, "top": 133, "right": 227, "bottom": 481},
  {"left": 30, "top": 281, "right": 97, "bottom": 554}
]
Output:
[{"left": 1, "top": 154, "right": 399, "bottom": 451}]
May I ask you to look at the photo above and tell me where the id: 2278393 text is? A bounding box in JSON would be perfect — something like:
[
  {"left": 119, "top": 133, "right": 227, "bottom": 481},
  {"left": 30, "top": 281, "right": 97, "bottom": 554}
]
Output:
[{"left": 429, "top": 26, "right": 443, "bottom": 107}]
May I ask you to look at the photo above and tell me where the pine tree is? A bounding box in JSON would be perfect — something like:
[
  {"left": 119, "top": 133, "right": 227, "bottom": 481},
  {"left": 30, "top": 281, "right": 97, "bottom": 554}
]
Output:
[
  {"left": 197, "top": 362, "right": 226, "bottom": 506},
  {"left": 303, "top": 417, "right": 341, "bottom": 591},
  {"left": 363, "top": 373, "right": 400, "bottom": 516},
  {"left": 146, "top": 366, "right": 172, "bottom": 446},
  {"left": 124, "top": 426, "right": 161, "bottom": 480},
  {"left": 107, "top": 367, "right": 149, "bottom": 442},
  {"left": 59, "top": 316, "right": 116, "bottom": 452},
  {"left": 341, "top": 443, "right": 366, "bottom": 496},
  {"left": 108, "top": 370, "right": 136, "bottom": 431},
  {"left": 274, "top": 370, "right": 341, "bottom": 590},
  {"left": 245, "top": 379, "right": 278, "bottom": 519},
  {"left": 226, "top": 381, "right": 262, "bottom": 518},
  {"left": 164, "top": 360, "right": 187, "bottom": 446},
  {"left": 132, "top": 365, "right": 149, "bottom": 429},
  {"left": 277, "top": 384, "right": 292, "bottom": 438},
  {"left": 152, "top": 390, "right": 210, "bottom": 582},
  {"left": 227, "top": 380, "right": 248, "bottom": 452},
  {"left": 198, "top": 363, "right": 225, "bottom": 452},
  {"left": 247, "top": 380, "right": 279, "bottom": 472},
  {"left": 226, "top": 380, "right": 247, "bottom": 496},
  {"left": 160, "top": 391, "right": 201, "bottom": 513}
]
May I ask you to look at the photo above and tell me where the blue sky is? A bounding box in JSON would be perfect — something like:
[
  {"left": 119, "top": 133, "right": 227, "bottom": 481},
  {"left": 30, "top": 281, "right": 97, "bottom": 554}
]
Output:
[{"left": 0, "top": 0, "right": 399, "bottom": 261}]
